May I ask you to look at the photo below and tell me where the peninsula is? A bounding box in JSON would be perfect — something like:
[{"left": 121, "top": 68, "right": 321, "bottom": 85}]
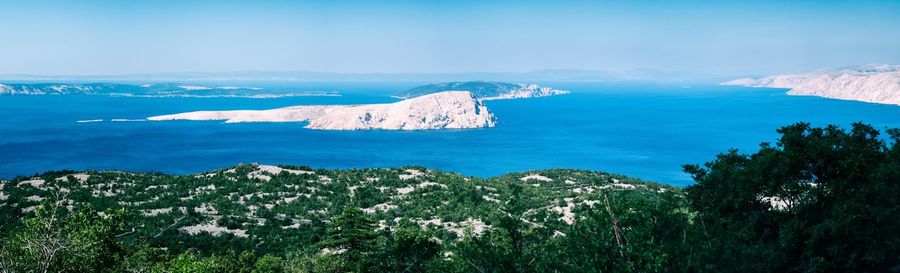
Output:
[{"left": 722, "top": 64, "right": 900, "bottom": 105}]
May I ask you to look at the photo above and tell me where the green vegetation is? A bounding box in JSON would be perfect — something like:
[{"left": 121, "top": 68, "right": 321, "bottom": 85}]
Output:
[
  {"left": 0, "top": 123, "right": 897, "bottom": 272},
  {"left": 395, "top": 81, "right": 524, "bottom": 99},
  {"left": 393, "top": 81, "right": 568, "bottom": 99},
  {"left": 684, "top": 123, "right": 900, "bottom": 272}
]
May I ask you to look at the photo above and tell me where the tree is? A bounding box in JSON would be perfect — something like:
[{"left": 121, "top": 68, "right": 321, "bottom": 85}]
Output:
[
  {"left": 455, "top": 183, "right": 548, "bottom": 273},
  {"left": 284, "top": 251, "right": 345, "bottom": 273},
  {"left": 151, "top": 252, "right": 230, "bottom": 273},
  {"left": 545, "top": 190, "right": 695, "bottom": 273},
  {"left": 0, "top": 196, "right": 128, "bottom": 273},
  {"left": 684, "top": 123, "right": 900, "bottom": 272},
  {"left": 121, "top": 244, "right": 166, "bottom": 273},
  {"left": 318, "top": 206, "right": 378, "bottom": 272},
  {"left": 378, "top": 227, "right": 441, "bottom": 273},
  {"left": 251, "top": 255, "right": 284, "bottom": 273}
]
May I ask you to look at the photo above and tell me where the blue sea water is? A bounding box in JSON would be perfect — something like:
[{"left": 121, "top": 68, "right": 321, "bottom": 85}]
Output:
[{"left": 2, "top": 82, "right": 899, "bottom": 186}]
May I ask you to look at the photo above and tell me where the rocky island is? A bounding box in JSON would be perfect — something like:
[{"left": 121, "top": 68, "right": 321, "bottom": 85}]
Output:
[
  {"left": 722, "top": 64, "right": 900, "bottom": 105},
  {"left": 147, "top": 82, "right": 570, "bottom": 130},
  {"left": 395, "top": 81, "right": 569, "bottom": 100},
  {"left": 148, "top": 91, "right": 496, "bottom": 130}
]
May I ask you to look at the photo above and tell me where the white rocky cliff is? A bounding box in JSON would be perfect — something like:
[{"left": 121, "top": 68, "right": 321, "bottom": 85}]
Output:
[
  {"left": 148, "top": 91, "right": 496, "bottom": 130},
  {"left": 721, "top": 64, "right": 900, "bottom": 105}
]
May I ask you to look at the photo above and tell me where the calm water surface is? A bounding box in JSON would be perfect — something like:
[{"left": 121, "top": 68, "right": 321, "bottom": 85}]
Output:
[{"left": 2, "top": 82, "right": 899, "bottom": 185}]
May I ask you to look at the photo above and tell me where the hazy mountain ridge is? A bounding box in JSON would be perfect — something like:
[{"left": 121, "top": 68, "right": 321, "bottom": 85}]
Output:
[
  {"left": 0, "top": 82, "right": 139, "bottom": 95},
  {"left": 0, "top": 68, "right": 699, "bottom": 82},
  {"left": 722, "top": 64, "right": 900, "bottom": 105},
  {"left": 0, "top": 82, "right": 337, "bottom": 98}
]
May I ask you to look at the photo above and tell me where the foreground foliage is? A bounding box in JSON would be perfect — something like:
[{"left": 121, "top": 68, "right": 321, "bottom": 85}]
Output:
[
  {"left": 684, "top": 123, "right": 900, "bottom": 272},
  {"left": 0, "top": 122, "right": 897, "bottom": 272}
]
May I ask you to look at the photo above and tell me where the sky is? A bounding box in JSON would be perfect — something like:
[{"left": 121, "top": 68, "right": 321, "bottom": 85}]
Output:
[{"left": 1, "top": 0, "right": 899, "bottom": 77}]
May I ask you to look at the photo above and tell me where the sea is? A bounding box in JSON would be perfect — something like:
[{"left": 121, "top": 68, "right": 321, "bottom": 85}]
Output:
[{"left": 2, "top": 81, "right": 899, "bottom": 186}]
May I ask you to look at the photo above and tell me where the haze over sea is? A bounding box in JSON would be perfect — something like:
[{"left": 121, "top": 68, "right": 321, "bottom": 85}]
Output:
[{"left": 2, "top": 82, "right": 899, "bottom": 186}]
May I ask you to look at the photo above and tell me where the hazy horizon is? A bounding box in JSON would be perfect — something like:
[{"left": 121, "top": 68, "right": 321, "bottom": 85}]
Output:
[{"left": 2, "top": 1, "right": 899, "bottom": 77}]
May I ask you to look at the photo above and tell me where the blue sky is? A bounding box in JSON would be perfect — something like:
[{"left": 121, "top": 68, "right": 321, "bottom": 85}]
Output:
[{"left": 1, "top": 0, "right": 899, "bottom": 76}]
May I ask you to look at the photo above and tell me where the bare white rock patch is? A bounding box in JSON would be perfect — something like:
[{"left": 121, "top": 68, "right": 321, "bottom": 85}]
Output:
[
  {"left": 180, "top": 222, "right": 248, "bottom": 238},
  {"left": 399, "top": 169, "right": 424, "bottom": 180},
  {"left": 362, "top": 202, "right": 398, "bottom": 214},
  {"left": 55, "top": 173, "right": 90, "bottom": 183},
  {"left": 142, "top": 208, "right": 173, "bottom": 216},
  {"left": 248, "top": 164, "right": 314, "bottom": 181},
  {"left": 25, "top": 195, "right": 44, "bottom": 202},
  {"left": 520, "top": 174, "right": 553, "bottom": 182},
  {"left": 396, "top": 181, "right": 447, "bottom": 196},
  {"left": 18, "top": 179, "right": 45, "bottom": 188},
  {"left": 416, "top": 218, "right": 488, "bottom": 237}
]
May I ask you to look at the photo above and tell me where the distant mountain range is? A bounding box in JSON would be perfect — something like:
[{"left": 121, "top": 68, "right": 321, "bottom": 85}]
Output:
[
  {"left": 722, "top": 64, "right": 900, "bottom": 105},
  {"left": 0, "top": 82, "right": 337, "bottom": 98},
  {"left": 0, "top": 69, "right": 700, "bottom": 83}
]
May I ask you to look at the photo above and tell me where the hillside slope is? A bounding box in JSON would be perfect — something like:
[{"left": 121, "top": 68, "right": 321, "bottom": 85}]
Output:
[{"left": 0, "top": 164, "right": 678, "bottom": 254}]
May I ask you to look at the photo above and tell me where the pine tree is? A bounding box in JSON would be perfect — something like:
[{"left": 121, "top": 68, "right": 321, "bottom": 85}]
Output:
[{"left": 318, "top": 206, "right": 378, "bottom": 273}]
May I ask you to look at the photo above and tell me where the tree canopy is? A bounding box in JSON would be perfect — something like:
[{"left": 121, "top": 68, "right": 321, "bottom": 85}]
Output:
[{"left": 685, "top": 122, "right": 900, "bottom": 272}]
